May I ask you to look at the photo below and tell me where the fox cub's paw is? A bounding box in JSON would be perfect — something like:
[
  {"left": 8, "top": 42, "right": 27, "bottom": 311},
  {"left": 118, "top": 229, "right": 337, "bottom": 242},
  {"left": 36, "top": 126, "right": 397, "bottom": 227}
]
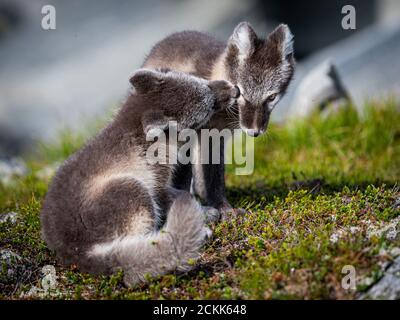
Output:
[
  {"left": 203, "top": 204, "right": 248, "bottom": 223},
  {"left": 202, "top": 206, "right": 221, "bottom": 224},
  {"left": 209, "top": 80, "right": 240, "bottom": 111},
  {"left": 220, "top": 206, "right": 248, "bottom": 222},
  {"left": 202, "top": 226, "right": 213, "bottom": 243}
]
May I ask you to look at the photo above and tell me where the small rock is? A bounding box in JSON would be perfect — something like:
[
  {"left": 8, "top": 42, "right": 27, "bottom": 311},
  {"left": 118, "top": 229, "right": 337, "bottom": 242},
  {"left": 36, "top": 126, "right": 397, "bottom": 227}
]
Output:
[
  {"left": 390, "top": 247, "right": 400, "bottom": 258},
  {"left": 330, "top": 233, "right": 339, "bottom": 244},
  {"left": 0, "top": 249, "right": 22, "bottom": 265},
  {"left": 392, "top": 197, "right": 400, "bottom": 210},
  {"left": 0, "top": 249, "right": 23, "bottom": 283},
  {"left": 41, "top": 265, "right": 58, "bottom": 291},
  {"left": 0, "top": 158, "right": 28, "bottom": 185},
  {"left": 0, "top": 212, "right": 18, "bottom": 224},
  {"left": 329, "top": 229, "right": 346, "bottom": 244},
  {"left": 21, "top": 265, "right": 59, "bottom": 298},
  {"left": 386, "top": 228, "right": 399, "bottom": 241}
]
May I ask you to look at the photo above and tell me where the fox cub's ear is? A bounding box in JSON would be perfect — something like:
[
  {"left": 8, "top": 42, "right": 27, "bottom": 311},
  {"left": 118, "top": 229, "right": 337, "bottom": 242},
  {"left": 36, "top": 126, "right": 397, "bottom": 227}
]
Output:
[
  {"left": 228, "top": 22, "right": 257, "bottom": 59},
  {"left": 141, "top": 110, "right": 170, "bottom": 136},
  {"left": 130, "top": 69, "right": 164, "bottom": 93},
  {"left": 266, "top": 24, "right": 294, "bottom": 61}
]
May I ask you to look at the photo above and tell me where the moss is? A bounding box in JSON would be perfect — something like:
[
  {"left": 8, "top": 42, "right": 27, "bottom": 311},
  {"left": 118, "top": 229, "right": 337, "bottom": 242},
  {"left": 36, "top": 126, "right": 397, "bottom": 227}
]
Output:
[{"left": 0, "top": 102, "right": 399, "bottom": 299}]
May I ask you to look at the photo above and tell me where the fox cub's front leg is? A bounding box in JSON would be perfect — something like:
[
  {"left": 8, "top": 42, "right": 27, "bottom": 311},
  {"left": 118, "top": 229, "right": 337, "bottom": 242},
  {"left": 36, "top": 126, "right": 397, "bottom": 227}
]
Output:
[{"left": 192, "top": 136, "right": 247, "bottom": 221}]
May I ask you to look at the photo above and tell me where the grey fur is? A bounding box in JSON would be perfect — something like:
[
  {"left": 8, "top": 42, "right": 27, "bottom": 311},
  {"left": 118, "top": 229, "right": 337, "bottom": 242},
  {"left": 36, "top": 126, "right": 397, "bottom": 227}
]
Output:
[
  {"left": 143, "top": 22, "right": 295, "bottom": 212},
  {"left": 40, "top": 69, "right": 238, "bottom": 286}
]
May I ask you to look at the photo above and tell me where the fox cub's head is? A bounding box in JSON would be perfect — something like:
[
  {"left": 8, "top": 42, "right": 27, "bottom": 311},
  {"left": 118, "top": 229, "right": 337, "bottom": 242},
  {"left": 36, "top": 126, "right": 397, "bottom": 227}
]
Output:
[
  {"left": 130, "top": 69, "right": 239, "bottom": 134},
  {"left": 224, "top": 22, "right": 295, "bottom": 136}
]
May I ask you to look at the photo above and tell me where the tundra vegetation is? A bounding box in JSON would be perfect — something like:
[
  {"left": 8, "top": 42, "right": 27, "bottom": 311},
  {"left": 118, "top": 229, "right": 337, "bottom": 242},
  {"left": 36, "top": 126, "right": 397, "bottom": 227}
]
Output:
[{"left": 0, "top": 101, "right": 399, "bottom": 299}]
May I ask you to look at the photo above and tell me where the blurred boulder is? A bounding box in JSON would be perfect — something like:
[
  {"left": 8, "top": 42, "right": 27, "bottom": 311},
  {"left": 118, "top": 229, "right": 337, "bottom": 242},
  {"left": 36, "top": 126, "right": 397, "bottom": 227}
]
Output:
[
  {"left": 289, "top": 60, "right": 351, "bottom": 118},
  {"left": 363, "top": 256, "right": 400, "bottom": 299}
]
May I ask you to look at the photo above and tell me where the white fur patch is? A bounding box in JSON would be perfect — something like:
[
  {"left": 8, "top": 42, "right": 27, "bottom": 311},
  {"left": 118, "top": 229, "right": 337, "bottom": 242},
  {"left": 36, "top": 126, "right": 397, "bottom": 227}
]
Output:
[
  {"left": 85, "top": 152, "right": 163, "bottom": 225},
  {"left": 210, "top": 53, "right": 227, "bottom": 80},
  {"left": 144, "top": 58, "right": 196, "bottom": 75},
  {"left": 88, "top": 233, "right": 152, "bottom": 258},
  {"left": 231, "top": 22, "right": 253, "bottom": 61}
]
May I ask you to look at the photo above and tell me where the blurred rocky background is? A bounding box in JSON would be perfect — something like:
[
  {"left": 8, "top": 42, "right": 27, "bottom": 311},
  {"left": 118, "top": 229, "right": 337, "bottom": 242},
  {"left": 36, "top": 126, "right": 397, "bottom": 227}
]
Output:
[{"left": 0, "top": 0, "right": 400, "bottom": 156}]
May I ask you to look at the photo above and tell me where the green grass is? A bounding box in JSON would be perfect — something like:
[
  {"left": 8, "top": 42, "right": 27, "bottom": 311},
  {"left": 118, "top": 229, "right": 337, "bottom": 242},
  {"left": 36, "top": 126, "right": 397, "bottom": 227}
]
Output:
[{"left": 1, "top": 101, "right": 399, "bottom": 299}]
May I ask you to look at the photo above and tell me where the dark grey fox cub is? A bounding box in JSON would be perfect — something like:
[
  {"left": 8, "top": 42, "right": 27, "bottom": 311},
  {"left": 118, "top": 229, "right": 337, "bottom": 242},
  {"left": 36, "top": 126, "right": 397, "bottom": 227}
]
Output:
[
  {"left": 40, "top": 69, "right": 239, "bottom": 286},
  {"left": 144, "top": 22, "right": 295, "bottom": 213}
]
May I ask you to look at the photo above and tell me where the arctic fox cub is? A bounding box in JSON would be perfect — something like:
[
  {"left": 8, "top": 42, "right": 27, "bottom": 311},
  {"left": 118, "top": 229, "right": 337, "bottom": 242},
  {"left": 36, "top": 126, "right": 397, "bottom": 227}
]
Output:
[
  {"left": 40, "top": 69, "right": 239, "bottom": 286},
  {"left": 143, "top": 22, "right": 295, "bottom": 213}
]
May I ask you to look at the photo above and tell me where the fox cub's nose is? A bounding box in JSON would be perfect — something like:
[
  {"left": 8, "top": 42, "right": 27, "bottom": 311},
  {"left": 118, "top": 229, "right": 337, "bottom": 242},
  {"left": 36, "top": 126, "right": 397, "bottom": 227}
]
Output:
[{"left": 246, "top": 128, "right": 260, "bottom": 137}]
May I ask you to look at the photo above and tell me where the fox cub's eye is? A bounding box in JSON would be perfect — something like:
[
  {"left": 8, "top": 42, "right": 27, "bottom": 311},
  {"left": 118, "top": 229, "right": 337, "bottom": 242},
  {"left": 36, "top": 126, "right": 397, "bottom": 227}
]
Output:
[
  {"left": 265, "top": 93, "right": 277, "bottom": 103},
  {"left": 233, "top": 85, "right": 241, "bottom": 98}
]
